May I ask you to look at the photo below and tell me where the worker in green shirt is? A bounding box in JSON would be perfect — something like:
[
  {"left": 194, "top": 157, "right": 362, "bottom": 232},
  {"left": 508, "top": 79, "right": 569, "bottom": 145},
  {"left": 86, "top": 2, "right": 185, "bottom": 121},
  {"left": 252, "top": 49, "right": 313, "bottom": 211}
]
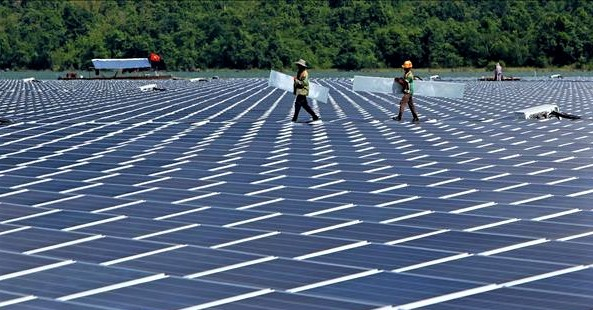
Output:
[
  {"left": 393, "top": 60, "right": 419, "bottom": 122},
  {"left": 292, "top": 59, "right": 320, "bottom": 123}
]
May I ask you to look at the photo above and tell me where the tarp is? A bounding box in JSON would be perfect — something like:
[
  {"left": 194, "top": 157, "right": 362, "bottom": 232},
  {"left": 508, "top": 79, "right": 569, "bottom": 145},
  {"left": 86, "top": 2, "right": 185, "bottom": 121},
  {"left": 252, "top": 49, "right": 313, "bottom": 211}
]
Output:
[
  {"left": 352, "top": 75, "right": 465, "bottom": 99},
  {"left": 91, "top": 58, "right": 151, "bottom": 70},
  {"left": 268, "top": 70, "right": 329, "bottom": 103}
]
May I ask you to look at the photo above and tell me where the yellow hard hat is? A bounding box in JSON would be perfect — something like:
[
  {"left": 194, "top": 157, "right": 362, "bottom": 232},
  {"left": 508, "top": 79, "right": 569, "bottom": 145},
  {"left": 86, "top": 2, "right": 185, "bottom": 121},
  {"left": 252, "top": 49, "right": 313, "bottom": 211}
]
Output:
[{"left": 402, "top": 60, "right": 413, "bottom": 69}]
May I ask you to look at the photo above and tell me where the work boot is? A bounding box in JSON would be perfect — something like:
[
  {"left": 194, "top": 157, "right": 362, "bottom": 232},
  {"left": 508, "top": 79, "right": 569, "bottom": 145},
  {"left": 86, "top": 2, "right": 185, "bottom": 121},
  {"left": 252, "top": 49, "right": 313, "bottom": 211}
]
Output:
[{"left": 410, "top": 109, "right": 419, "bottom": 121}]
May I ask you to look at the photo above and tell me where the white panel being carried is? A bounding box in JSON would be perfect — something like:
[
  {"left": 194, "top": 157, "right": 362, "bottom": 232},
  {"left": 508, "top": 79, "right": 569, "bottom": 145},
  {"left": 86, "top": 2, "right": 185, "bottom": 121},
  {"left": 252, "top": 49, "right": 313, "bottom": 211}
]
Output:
[
  {"left": 352, "top": 76, "right": 465, "bottom": 99},
  {"left": 268, "top": 70, "right": 329, "bottom": 103},
  {"left": 352, "top": 76, "right": 397, "bottom": 94},
  {"left": 514, "top": 104, "right": 559, "bottom": 119},
  {"left": 92, "top": 58, "right": 151, "bottom": 70}
]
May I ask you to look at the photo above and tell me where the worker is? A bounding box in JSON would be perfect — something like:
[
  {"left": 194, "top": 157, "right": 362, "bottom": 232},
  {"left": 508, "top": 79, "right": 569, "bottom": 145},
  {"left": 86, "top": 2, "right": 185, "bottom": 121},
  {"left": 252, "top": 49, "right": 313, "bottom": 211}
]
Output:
[
  {"left": 495, "top": 62, "right": 503, "bottom": 81},
  {"left": 393, "top": 60, "right": 419, "bottom": 122},
  {"left": 292, "top": 59, "right": 321, "bottom": 123}
]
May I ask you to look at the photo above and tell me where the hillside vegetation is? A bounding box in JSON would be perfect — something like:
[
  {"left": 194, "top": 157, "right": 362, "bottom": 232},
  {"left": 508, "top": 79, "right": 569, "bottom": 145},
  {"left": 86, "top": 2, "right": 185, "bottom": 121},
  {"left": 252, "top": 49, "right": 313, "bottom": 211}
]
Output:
[{"left": 0, "top": 0, "right": 591, "bottom": 71}]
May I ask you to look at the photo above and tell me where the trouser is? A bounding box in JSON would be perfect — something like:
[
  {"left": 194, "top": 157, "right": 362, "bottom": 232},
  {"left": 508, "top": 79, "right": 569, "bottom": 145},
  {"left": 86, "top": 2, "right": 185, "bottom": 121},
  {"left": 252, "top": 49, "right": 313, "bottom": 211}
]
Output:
[
  {"left": 292, "top": 95, "right": 319, "bottom": 121},
  {"left": 397, "top": 93, "right": 419, "bottom": 120}
]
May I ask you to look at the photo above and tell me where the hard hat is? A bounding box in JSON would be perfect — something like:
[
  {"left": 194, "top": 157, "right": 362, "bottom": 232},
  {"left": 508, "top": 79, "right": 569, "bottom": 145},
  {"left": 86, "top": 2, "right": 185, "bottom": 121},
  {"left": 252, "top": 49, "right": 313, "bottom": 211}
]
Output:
[{"left": 402, "top": 60, "right": 413, "bottom": 69}]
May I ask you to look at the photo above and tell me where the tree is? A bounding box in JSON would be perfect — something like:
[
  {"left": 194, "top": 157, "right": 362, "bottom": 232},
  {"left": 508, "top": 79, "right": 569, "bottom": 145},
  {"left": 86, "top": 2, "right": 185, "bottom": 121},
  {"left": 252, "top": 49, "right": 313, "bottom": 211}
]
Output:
[{"left": 0, "top": 0, "right": 591, "bottom": 70}]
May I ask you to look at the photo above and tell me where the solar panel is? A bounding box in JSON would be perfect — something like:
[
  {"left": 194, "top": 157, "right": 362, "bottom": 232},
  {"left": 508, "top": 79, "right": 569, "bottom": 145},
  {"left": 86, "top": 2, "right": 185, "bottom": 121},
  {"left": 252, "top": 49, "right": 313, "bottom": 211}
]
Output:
[
  {"left": 212, "top": 291, "right": 376, "bottom": 310},
  {"left": 303, "top": 243, "right": 462, "bottom": 271},
  {"left": 302, "top": 271, "right": 478, "bottom": 306},
  {"left": 109, "top": 245, "right": 266, "bottom": 276},
  {"left": 0, "top": 298, "right": 109, "bottom": 310},
  {"left": 0, "top": 77, "right": 591, "bottom": 309},
  {"left": 424, "top": 287, "right": 593, "bottom": 310},
  {"left": 0, "top": 261, "right": 153, "bottom": 298}
]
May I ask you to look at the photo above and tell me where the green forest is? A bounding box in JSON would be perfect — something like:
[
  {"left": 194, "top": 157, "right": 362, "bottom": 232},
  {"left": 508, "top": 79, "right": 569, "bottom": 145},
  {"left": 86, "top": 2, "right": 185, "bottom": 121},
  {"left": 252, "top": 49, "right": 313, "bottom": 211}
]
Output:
[{"left": 0, "top": 0, "right": 592, "bottom": 71}]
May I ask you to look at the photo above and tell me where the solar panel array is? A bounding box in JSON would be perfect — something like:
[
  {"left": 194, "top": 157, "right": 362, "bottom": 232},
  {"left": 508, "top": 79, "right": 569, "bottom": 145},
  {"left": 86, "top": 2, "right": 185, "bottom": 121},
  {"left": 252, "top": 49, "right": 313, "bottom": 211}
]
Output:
[{"left": 0, "top": 77, "right": 592, "bottom": 309}]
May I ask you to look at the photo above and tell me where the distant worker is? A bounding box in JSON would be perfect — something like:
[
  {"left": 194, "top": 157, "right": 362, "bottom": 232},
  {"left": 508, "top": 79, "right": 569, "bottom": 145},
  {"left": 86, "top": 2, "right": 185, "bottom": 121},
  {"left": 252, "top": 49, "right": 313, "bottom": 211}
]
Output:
[
  {"left": 495, "top": 62, "right": 503, "bottom": 81},
  {"left": 292, "top": 59, "right": 321, "bottom": 123},
  {"left": 393, "top": 60, "right": 419, "bottom": 122},
  {"left": 149, "top": 52, "right": 164, "bottom": 72}
]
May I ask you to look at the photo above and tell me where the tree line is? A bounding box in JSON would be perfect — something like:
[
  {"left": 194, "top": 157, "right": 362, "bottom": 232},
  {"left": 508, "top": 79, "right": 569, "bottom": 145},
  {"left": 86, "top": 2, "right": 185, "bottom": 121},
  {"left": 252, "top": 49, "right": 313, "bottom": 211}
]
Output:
[{"left": 0, "top": 0, "right": 591, "bottom": 71}]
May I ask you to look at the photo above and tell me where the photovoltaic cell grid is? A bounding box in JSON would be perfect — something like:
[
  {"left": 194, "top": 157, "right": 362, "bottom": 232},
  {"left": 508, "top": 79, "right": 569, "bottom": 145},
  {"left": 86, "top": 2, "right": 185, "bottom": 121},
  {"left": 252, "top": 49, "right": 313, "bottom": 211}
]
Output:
[{"left": 0, "top": 77, "right": 591, "bottom": 309}]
